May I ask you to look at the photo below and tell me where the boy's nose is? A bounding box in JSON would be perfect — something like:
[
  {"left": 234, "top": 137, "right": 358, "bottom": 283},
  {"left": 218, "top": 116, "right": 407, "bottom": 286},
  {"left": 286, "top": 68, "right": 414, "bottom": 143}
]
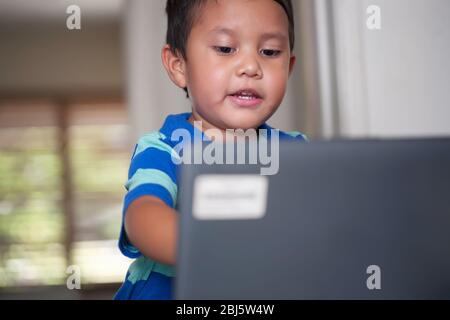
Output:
[{"left": 236, "top": 53, "right": 263, "bottom": 79}]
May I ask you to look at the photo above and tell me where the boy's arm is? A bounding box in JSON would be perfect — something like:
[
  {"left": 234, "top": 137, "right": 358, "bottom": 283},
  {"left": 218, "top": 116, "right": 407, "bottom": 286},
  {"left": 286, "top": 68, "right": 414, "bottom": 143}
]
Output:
[{"left": 124, "top": 195, "right": 178, "bottom": 266}]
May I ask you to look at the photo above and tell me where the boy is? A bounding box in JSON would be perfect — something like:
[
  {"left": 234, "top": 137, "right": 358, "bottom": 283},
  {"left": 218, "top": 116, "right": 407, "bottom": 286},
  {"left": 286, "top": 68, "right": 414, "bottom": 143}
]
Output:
[{"left": 114, "top": 0, "right": 307, "bottom": 300}]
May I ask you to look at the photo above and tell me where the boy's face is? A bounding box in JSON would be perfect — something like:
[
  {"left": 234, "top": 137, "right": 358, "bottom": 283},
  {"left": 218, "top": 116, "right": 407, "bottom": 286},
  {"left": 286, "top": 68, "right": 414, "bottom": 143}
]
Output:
[{"left": 167, "top": 0, "right": 296, "bottom": 131}]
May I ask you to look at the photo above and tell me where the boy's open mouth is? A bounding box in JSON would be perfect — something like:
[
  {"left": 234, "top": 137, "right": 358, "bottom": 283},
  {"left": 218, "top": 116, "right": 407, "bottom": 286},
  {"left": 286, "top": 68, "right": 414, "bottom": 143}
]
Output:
[
  {"left": 230, "top": 88, "right": 262, "bottom": 99},
  {"left": 228, "top": 89, "right": 263, "bottom": 108}
]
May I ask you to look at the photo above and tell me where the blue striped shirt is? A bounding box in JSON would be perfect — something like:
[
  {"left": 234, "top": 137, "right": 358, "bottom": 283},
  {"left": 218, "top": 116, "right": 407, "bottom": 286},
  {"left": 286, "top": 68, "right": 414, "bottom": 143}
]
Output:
[{"left": 114, "top": 112, "right": 307, "bottom": 300}]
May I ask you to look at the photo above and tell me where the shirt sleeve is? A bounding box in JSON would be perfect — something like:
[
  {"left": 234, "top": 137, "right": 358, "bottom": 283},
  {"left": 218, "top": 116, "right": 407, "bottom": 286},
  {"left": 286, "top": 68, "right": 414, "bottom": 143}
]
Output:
[
  {"left": 284, "top": 131, "right": 309, "bottom": 142},
  {"left": 118, "top": 132, "right": 179, "bottom": 258}
]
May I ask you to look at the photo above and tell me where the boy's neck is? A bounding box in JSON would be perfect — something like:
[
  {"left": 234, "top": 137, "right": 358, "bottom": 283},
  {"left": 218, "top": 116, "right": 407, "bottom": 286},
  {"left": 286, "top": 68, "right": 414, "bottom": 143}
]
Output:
[{"left": 187, "top": 112, "right": 261, "bottom": 143}]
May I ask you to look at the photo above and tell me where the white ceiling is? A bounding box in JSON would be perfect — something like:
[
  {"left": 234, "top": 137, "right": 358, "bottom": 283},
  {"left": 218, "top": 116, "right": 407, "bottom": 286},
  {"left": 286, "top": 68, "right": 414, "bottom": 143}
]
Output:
[{"left": 0, "top": 0, "right": 124, "bottom": 24}]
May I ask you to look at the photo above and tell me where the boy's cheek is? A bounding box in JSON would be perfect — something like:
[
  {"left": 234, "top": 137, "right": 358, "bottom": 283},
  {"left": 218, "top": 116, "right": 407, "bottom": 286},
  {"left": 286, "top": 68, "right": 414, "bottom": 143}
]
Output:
[{"left": 265, "top": 73, "right": 288, "bottom": 94}]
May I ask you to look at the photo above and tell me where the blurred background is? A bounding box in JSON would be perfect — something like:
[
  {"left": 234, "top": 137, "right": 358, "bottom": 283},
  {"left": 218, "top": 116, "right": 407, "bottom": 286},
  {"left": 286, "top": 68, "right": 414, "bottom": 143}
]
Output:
[{"left": 0, "top": 0, "right": 449, "bottom": 299}]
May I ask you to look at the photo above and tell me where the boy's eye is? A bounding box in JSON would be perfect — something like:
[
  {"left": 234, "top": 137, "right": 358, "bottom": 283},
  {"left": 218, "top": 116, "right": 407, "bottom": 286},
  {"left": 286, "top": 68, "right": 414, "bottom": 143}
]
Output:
[
  {"left": 260, "top": 49, "right": 282, "bottom": 57},
  {"left": 213, "top": 47, "right": 281, "bottom": 57},
  {"left": 213, "top": 46, "right": 236, "bottom": 55}
]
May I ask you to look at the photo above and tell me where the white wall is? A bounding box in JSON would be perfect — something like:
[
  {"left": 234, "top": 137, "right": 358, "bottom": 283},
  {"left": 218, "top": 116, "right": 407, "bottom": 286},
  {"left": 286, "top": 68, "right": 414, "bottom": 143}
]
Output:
[
  {"left": 123, "top": 0, "right": 189, "bottom": 141},
  {"left": 0, "top": 24, "right": 122, "bottom": 93},
  {"left": 323, "top": 0, "right": 450, "bottom": 138},
  {"left": 361, "top": 0, "right": 450, "bottom": 137}
]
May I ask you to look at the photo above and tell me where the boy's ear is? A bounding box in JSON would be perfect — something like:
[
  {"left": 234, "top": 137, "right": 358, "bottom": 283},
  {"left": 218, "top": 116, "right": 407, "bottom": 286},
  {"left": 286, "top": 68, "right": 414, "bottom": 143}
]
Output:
[
  {"left": 161, "top": 44, "right": 187, "bottom": 89},
  {"left": 288, "top": 54, "right": 296, "bottom": 77}
]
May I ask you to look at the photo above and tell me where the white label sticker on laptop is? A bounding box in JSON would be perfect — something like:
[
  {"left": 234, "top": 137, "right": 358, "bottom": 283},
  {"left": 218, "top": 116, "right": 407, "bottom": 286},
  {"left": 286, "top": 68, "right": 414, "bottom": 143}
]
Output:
[{"left": 192, "top": 174, "right": 269, "bottom": 220}]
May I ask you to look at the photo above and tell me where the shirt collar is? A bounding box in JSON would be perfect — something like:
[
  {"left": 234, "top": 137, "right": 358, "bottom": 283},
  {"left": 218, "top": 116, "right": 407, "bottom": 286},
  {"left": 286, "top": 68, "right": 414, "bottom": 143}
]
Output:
[{"left": 159, "top": 112, "right": 277, "bottom": 141}]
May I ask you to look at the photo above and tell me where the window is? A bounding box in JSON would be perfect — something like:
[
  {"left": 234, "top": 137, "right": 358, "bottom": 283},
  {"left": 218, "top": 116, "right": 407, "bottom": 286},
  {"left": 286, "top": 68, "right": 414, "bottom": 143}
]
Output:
[{"left": 0, "top": 98, "right": 131, "bottom": 288}]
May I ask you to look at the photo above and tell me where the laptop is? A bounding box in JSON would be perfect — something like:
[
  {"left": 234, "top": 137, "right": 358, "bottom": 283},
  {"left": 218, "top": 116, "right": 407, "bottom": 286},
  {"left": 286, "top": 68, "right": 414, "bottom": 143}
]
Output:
[{"left": 174, "top": 138, "right": 450, "bottom": 299}]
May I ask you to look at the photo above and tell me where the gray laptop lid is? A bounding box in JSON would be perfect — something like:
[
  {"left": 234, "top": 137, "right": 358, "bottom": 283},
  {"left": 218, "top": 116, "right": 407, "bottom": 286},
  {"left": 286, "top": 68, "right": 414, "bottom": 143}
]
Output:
[{"left": 175, "top": 139, "right": 450, "bottom": 299}]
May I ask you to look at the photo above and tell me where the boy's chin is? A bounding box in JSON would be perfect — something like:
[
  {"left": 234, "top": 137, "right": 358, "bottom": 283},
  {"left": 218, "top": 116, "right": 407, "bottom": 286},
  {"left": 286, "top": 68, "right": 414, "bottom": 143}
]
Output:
[
  {"left": 219, "top": 105, "right": 275, "bottom": 131},
  {"left": 221, "top": 117, "right": 265, "bottom": 131}
]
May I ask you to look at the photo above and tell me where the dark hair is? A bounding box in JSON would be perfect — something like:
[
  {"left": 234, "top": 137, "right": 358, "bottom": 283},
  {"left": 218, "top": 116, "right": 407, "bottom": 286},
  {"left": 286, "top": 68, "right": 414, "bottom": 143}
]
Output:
[{"left": 165, "top": 0, "right": 295, "bottom": 98}]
